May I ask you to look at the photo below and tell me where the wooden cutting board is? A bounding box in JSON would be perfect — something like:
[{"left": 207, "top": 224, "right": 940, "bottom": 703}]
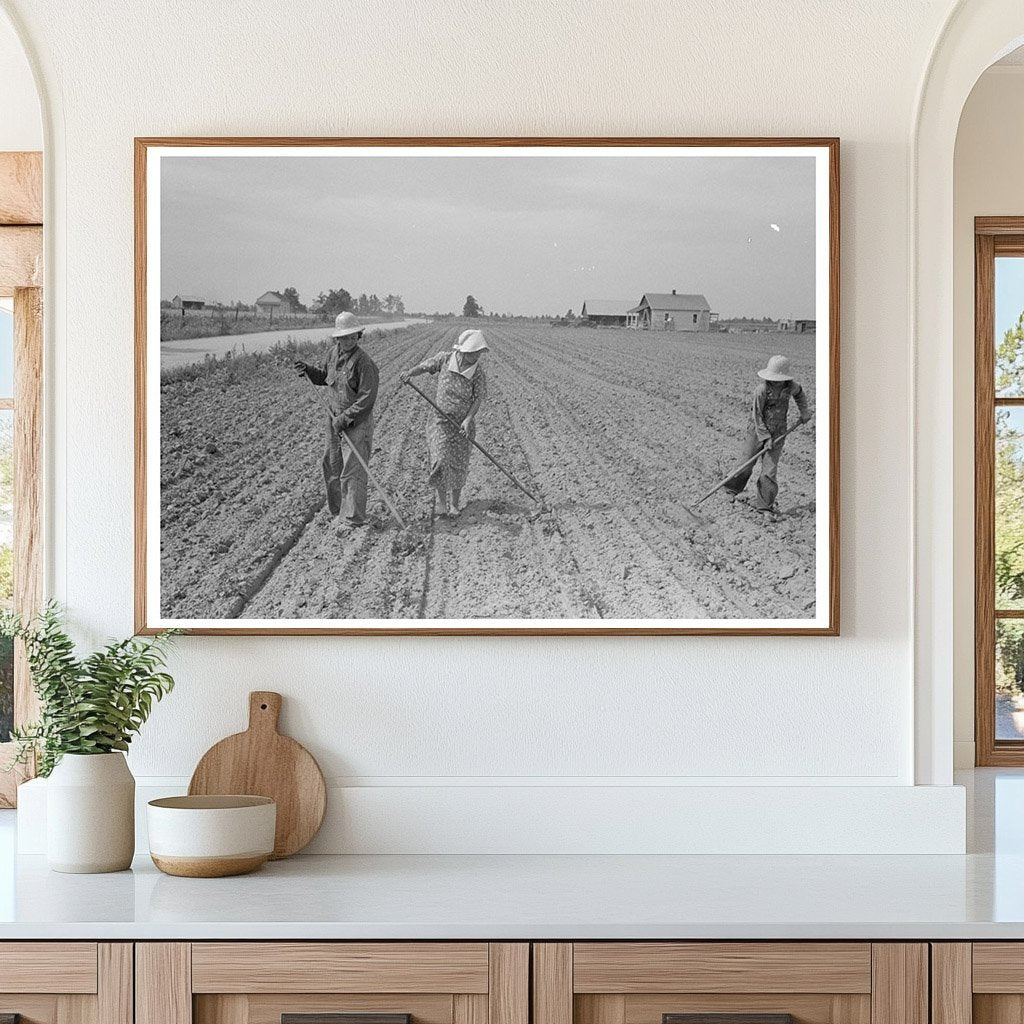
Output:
[{"left": 188, "top": 691, "right": 327, "bottom": 859}]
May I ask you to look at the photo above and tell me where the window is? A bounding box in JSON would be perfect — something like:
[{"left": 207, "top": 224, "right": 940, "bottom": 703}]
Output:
[
  {"left": 0, "top": 307, "right": 11, "bottom": 745},
  {"left": 693, "top": 313, "right": 698, "bottom": 324},
  {"left": 0, "top": 149, "right": 44, "bottom": 805},
  {"left": 0, "top": 290, "right": 42, "bottom": 805},
  {"left": 976, "top": 219, "right": 1024, "bottom": 764}
]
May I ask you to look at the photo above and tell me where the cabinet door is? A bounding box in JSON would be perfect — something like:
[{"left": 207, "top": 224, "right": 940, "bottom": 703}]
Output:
[
  {"left": 940, "top": 943, "right": 1024, "bottom": 1024},
  {"left": 0, "top": 943, "right": 131, "bottom": 1024},
  {"left": 137, "top": 943, "right": 528, "bottom": 1024},
  {"left": 534, "top": 944, "right": 927, "bottom": 1024}
]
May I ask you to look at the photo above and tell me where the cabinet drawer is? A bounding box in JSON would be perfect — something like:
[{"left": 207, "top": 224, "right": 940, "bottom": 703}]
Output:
[
  {"left": 0, "top": 943, "right": 130, "bottom": 1024},
  {"left": 139, "top": 943, "right": 528, "bottom": 1024},
  {"left": 0, "top": 942, "right": 99, "bottom": 994},
  {"left": 534, "top": 944, "right": 925, "bottom": 1024},
  {"left": 572, "top": 944, "right": 872, "bottom": 994},
  {"left": 973, "top": 944, "right": 1024, "bottom": 992},
  {"left": 191, "top": 944, "right": 490, "bottom": 994}
]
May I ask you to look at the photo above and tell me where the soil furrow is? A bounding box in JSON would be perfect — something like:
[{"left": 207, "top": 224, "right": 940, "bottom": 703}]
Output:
[{"left": 159, "top": 322, "right": 817, "bottom": 622}]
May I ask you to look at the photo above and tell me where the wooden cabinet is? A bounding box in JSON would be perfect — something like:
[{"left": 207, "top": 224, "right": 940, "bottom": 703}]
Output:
[
  {"left": 136, "top": 944, "right": 528, "bottom": 1024},
  {"left": 0, "top": 943, "right": 132, "bottom": 1024},
  {"left": 532, "top": 944, "right": 928, "bottom": 1024},
  {"left": 932, "top": 943, "right": 1024, "bottom": 1024},
  {"left": 0, "top": 937, "right": 958, "bottom": 1024}
]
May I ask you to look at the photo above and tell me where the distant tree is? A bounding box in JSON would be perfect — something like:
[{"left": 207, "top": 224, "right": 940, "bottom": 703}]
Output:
[
  {"left": 463, "top": 295, "right": 482, "bottom": 317},
  {"left": 998, "top": 310, "right": 1024, "bottom": 395},
  {"left": 280, "top": 286, "right": 306, "bottom": 313},
  {"left": 368, "top": 293, "right": 382, "bottom": 314},
  {"left": 160, "top": 299, "right": 172, "bottom": 309},
  {"left": 566, "top": 308, "right": 575, "bottom": 320},
  {"left": 395, "top": 295, "right": 405, "bottom": 315},
  {"left": 315, "top": 288, "right": 353, "bottom": 316}
]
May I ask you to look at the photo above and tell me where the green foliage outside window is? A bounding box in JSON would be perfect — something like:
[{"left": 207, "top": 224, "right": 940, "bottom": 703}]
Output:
[{"left": 996, "top": 312, "right": 1024, "bottom": 695}]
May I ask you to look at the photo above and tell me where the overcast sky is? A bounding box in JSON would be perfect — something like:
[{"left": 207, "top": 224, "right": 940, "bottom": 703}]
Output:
[{"left": 160, "top": 152, "right": 817, "bottom": 318}]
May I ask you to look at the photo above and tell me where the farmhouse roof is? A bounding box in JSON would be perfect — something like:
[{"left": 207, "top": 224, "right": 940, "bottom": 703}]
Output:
[
  {"left": 636, "top": 292, "right": 710, "bottom": 311},
  {"left": 255, "top": 290, "right": 285, "bottom": 304},
  {"left": 581, "top": 299, "right": 636, "bottom": 317},
  {"left": 175, "top": 294, "right": 205, "bottom": 303}
]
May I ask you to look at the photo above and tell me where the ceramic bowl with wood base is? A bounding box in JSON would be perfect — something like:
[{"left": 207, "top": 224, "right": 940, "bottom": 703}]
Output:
[{"left": 147, "top": 795, "right": 276, "bottom": 877}]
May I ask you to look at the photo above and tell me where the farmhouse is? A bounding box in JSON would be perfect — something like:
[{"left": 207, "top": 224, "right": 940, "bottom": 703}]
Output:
[
  {"left": 254, "top": 290, "right": 293, "bottom": 317},
  {"left": 779, "top": 318, "right": 816, "bottom": 333},
  {"left": 629, "top": 290, "right": 711, "bottom": 331},
  {"left": 580, "top": 299, "right": 636, "bottom": 327},
  {"left": 170, "top": 294, "right": 204, "bottom": 310}
]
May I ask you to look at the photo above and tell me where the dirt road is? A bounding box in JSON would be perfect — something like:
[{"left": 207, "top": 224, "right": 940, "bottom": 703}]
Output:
[
  {"left": 159, "top": 323, "right": 817, "bottom": 622},
  {"left": 160, "top": 319, "right": 429, "bottom": 371}
]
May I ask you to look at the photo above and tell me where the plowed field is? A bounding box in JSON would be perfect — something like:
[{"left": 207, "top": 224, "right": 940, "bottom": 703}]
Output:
[{"left": 159, "top": 323, "right": 817, "bottom": 622}]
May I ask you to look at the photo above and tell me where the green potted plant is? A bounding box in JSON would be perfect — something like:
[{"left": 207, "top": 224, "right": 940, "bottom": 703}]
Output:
[{"left": 2, "top": 603, "right": 177, "bottom": 873}]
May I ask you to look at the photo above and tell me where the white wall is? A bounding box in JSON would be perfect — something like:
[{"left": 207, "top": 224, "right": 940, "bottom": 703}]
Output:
[
  {"left": 1, "top": 0, "right": 972, "bottom": 851},
  {"left": 952, "top": 66, "right": 1024, "bottom": 767},
  {"left": 0, "top": 11, "right": 40, "bottom": 151}
]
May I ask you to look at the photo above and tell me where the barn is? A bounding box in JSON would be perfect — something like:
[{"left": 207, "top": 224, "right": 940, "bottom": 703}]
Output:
[
  {"left": 254, "top": 290, "right": 293, "bottom": 318},
  {"left": 629, "top": 290, "right": 711, "bottom": 331},
  {"left": 580, "top": 299, "right": 636, "bottom": 327},
  {"left": 170, "top": 294, "right": 204, "bottom": 311}
]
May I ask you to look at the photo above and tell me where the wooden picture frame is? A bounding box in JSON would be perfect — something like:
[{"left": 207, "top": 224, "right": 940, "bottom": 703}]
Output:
[{"left": 135, "top": 137, "right": 839, "bottom": 636}]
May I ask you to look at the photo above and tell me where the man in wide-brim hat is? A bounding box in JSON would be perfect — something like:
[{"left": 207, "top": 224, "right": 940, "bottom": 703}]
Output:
[
  {"left": 295, "top": 311, "right": 380, "bottom": 526},
  {"left": 722, "top": 354, "right": 811, "bottom": 512}
]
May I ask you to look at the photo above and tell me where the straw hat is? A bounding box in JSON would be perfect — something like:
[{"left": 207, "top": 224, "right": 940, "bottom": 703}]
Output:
[
  {"left": 757, "top": 355, "right": 793, "bottom": 381},
  {"left": 456, "top": 329, "right": 489, "bottom": 353},
  {"left": 331, "top": 311, "right": 364, "bottom": 338}
]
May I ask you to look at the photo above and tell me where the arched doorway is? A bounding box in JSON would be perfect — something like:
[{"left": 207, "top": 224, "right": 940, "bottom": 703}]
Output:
[
  {"left": 0, "top": 7, "right": 44, "bottom": 807},
  {"left": 914, "top": 1, "right": 1024, "bottom": 785}
]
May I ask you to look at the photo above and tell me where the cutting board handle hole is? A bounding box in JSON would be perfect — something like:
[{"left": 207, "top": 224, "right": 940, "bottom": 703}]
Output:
[{"left": 260, "top": 703, "right": 268, "bottom": 710}]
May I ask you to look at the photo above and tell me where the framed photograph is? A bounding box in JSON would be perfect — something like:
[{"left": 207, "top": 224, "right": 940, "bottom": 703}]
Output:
[{"left": 135, "top": 137, "right": 839, "bottom": 635}]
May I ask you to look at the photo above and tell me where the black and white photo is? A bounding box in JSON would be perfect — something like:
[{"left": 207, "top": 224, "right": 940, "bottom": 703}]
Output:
[{"left": 136, "top": 139, "right": 838, "bottom": 634}]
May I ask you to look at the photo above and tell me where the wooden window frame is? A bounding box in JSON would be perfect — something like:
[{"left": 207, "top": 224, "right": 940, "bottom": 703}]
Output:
[
  {"left": 975, "top": 216, "right": 1024, "bottom": 765},
  {"left": 0, "top": 151, "right": 43, "bottom": 806}
]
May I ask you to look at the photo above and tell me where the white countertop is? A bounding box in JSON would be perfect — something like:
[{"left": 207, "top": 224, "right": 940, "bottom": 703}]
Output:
[
  {"left": 1, "top": 769, "right": 1021, "bottom": 941},
  {"left": 0, "top": 849, "right": 1022, "bottom": 940}
]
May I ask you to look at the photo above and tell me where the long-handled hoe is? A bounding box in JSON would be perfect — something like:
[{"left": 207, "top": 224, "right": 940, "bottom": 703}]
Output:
[
  {"left": 403, "top": 378, "right": 549, "bottom": 519},
  {"left": 686, "top": 419, "right": 807, "bottom": 523}
]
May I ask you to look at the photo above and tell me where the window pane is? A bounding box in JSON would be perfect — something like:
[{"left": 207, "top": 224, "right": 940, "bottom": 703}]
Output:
[
  {"left": 0, "top": 307, "right": 13, "bottom": 399},
  {"left": 997, "top": 407, "right": 1024, "bottom": 609},
  {"left": 0, "top": 410, "right": 12, "bottom": 742},
  {"left": 998, "top": 619, "right": 1024, "bottom": 740},
  {"left": 996, "top": 256, "right": 1024, "bottom": 397}
]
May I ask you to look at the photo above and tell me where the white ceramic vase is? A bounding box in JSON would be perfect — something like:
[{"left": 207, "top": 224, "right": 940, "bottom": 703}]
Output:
[{"left": 46, "top": 752, "right": 135, "bottom": 873}]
